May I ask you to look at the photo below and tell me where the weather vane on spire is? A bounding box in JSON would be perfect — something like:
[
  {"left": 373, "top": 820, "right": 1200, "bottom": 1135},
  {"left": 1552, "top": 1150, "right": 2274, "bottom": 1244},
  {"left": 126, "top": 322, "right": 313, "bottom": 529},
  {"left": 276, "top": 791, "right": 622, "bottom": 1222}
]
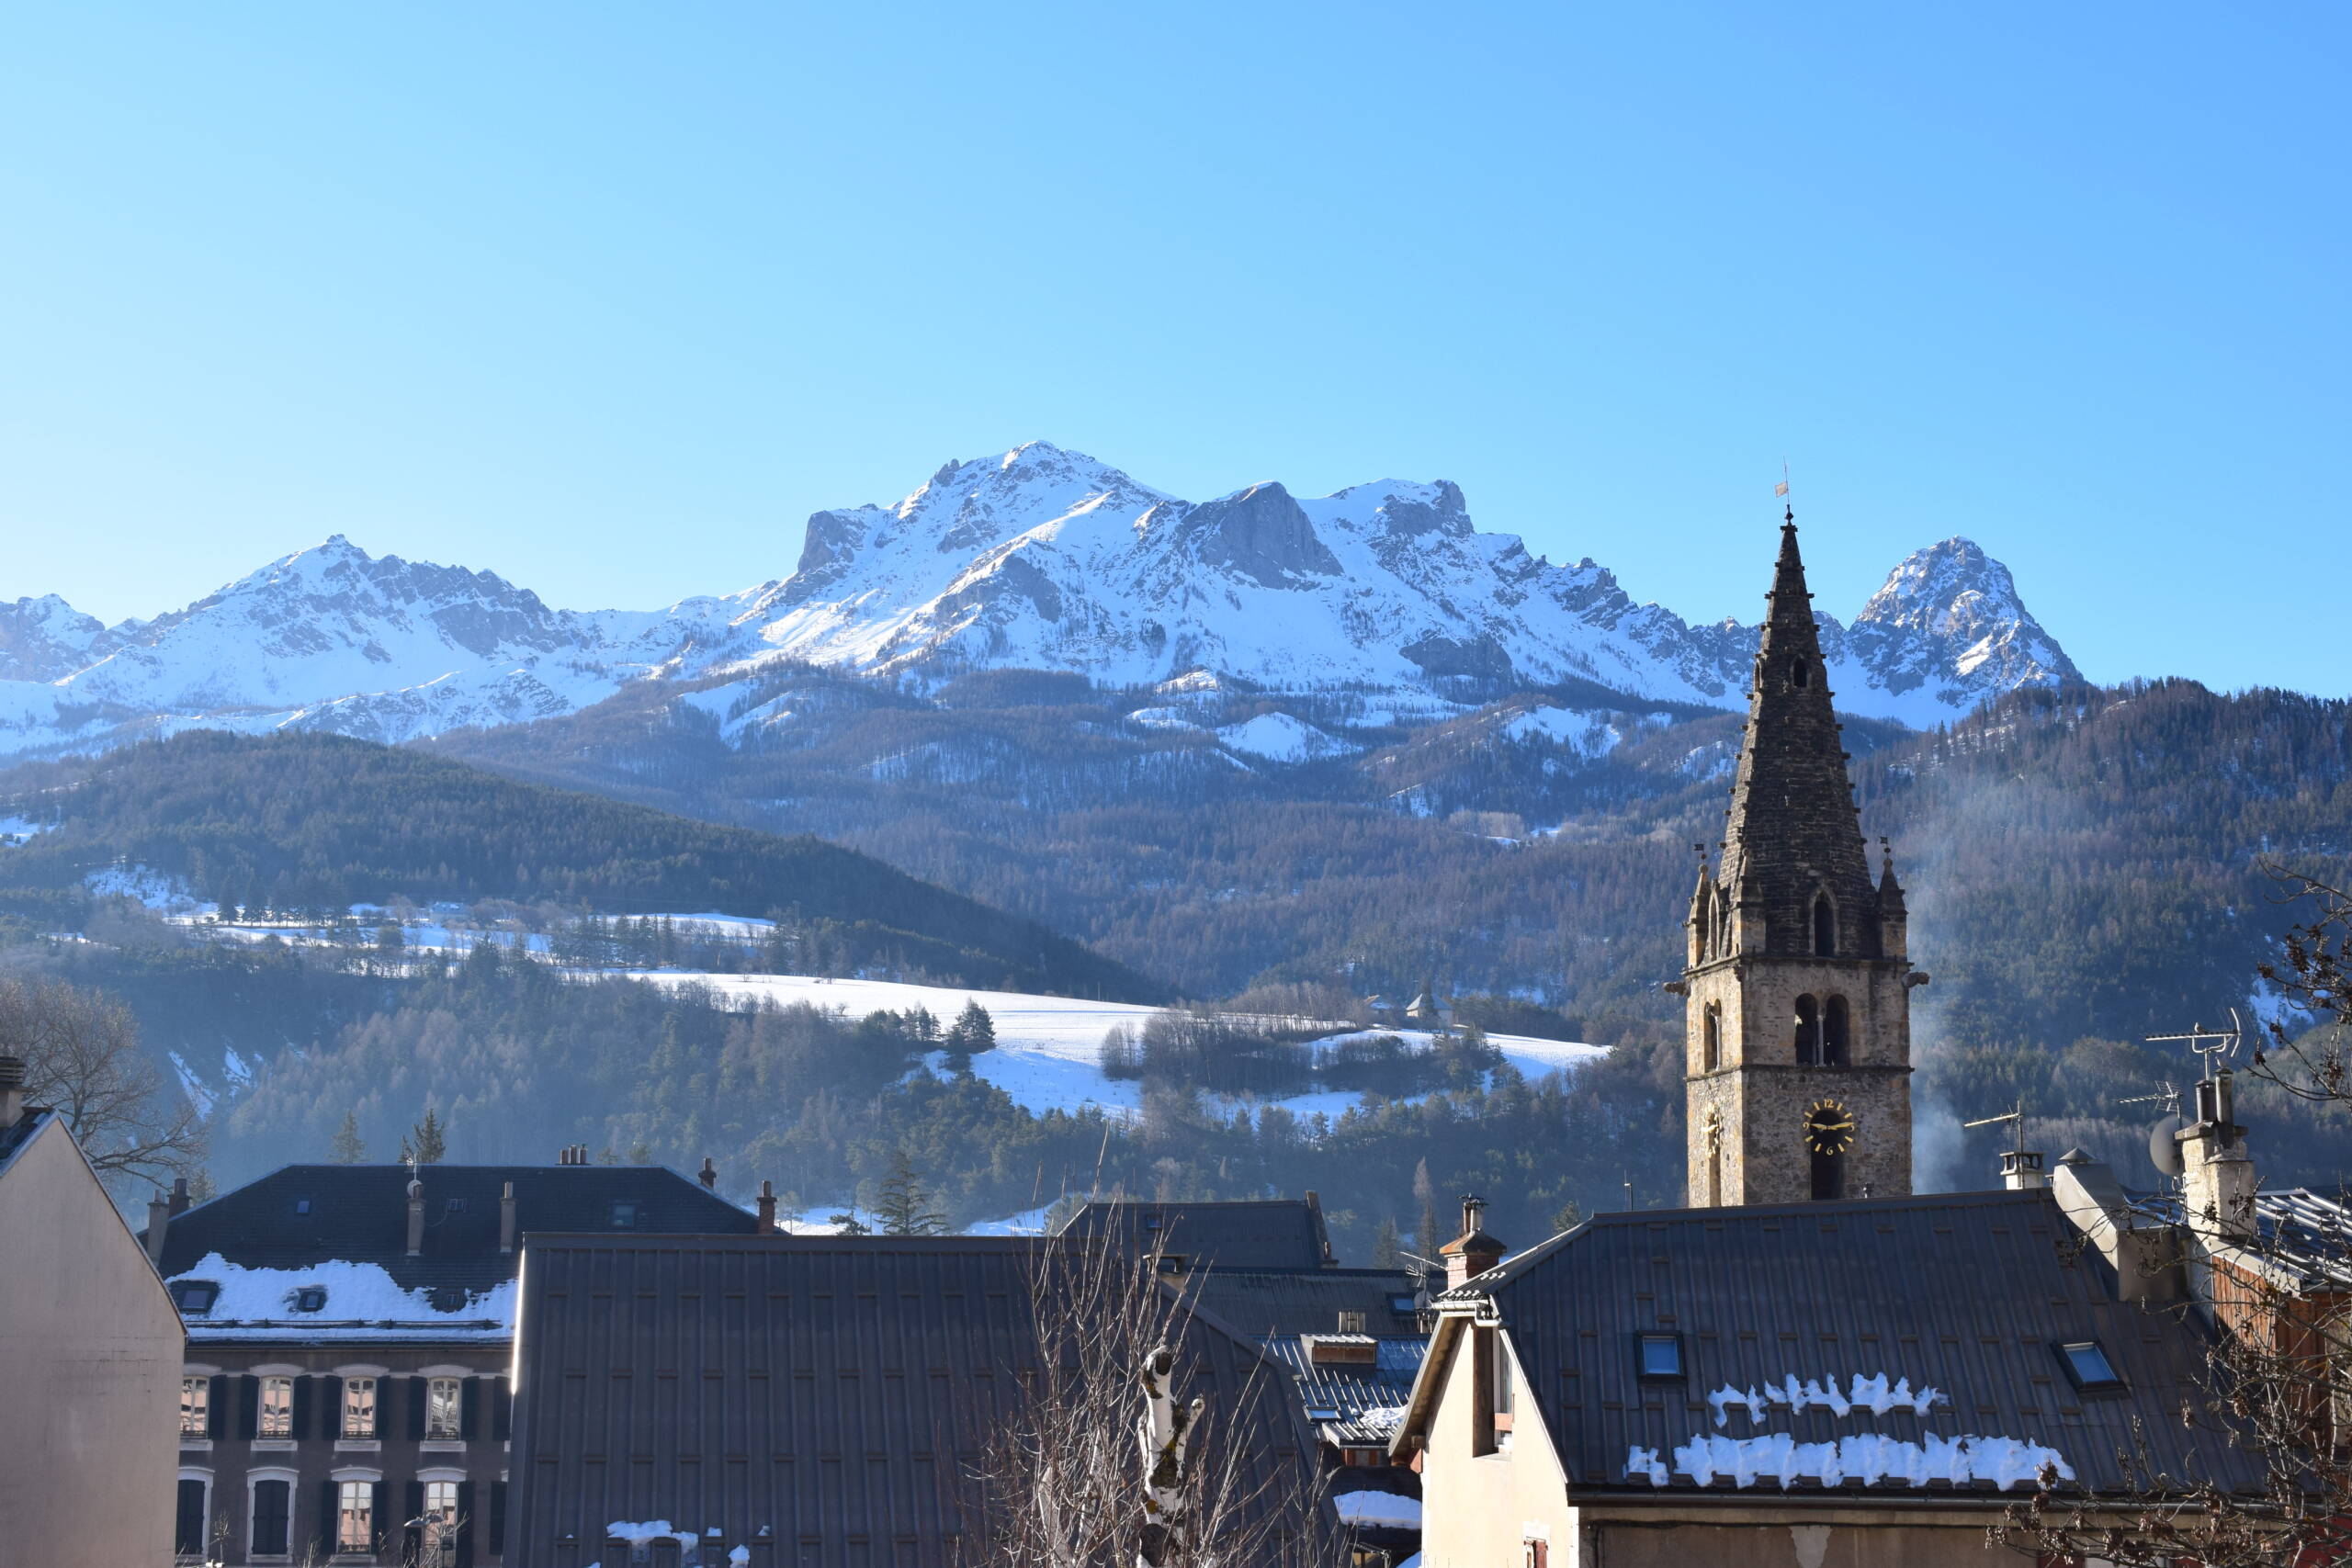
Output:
[{"left": 1775, "top": 459, "right": 1792, "bottom": 524}]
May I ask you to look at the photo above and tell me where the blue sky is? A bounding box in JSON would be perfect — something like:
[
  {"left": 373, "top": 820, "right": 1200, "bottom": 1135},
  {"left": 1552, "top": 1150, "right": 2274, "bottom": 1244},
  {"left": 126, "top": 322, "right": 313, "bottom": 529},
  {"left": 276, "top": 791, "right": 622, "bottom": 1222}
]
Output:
[{"left": 4, "top": 4, "right": 2345, "bottom": 694}]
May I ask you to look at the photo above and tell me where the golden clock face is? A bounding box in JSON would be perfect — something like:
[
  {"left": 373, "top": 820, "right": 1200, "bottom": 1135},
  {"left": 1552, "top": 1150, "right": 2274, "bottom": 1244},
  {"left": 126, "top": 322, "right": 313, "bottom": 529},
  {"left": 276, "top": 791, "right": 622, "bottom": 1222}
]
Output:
[{"left": 1804, "top": 1100, "right": 1856, "bottom": 1156}]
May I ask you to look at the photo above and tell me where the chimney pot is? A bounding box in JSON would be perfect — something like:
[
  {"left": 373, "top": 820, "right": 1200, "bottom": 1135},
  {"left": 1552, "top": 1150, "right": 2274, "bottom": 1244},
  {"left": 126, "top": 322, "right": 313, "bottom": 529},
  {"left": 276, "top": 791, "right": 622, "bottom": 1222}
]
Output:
[
  {"left": 756, "top": 1179, "right": 778, "bottom": 1236},
  {"left": 169, "top": 1175, "right": 192, "bottom": 1216},
  {"left": 0, "top": 1053, "right": 24, "bottom": 1131},
  {"left": 499, "top": 1180, "right": 517, "bottom": 1253},
  {"left": 406, "top": 1176, "right": 426, "bottom": 1256},
  {"left": 698, "top": 1157, "right": 718, "bottom": 1190}
]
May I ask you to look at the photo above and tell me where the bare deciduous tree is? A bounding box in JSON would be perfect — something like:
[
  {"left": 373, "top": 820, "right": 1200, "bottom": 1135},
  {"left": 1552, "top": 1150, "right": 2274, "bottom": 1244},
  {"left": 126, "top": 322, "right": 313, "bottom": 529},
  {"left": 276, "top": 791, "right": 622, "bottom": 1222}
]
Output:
[
  {"left": 0, "top": 976, "right": 205, "bottom": 1190},
  {"left": 956, "top": 1235, "right": 1343, "bottom": 1568},
  {"left": 1996, "top": 868, "right": 2352, "bottom": 1566}
]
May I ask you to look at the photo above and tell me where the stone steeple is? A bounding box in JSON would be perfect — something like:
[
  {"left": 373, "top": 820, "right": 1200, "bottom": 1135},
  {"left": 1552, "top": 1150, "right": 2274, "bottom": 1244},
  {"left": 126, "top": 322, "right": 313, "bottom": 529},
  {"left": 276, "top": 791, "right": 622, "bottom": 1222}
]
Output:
[
  {"left": 1679, "top": 509, "right": 1922, "bottom": 1207},
  {"left": 1716, "top": 515, "right": 1885, "bottom": 960}
]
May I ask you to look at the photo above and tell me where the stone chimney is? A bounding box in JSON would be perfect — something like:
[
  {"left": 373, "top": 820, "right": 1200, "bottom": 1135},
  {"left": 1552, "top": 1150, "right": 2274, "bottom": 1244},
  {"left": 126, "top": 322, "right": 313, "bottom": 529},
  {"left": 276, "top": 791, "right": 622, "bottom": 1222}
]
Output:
[
  {"left": 2178, "top": 1070, "right": 2256, "bottom": 1242},
  {"left": 2051, "top": 1147, "right": 2184, "bottom": 1303},
  {"left": 145, "top": 1191, "right": 172, "bottom": 1269},
  {"left": 168, "top": 1176, "right": 192, "bottom": 1217},
  {"left": 406, "top": 1176, "right": 426, "bottom": 1256},
  {"left": 1439, "top": 1195, "right": 1506, "bottom": 1290},
  {"left": 698, "top": 1157, "right": 718, "bottom": 1190},
  {"left": 498, "top": 1181, "right": 517, "bottom": 1253},
  {"left": 755, "top": 1179, "right": 777, "bottom": 1236},
  {"left": 0, "top": 1055, "right": 24, "bottom": 1132}
]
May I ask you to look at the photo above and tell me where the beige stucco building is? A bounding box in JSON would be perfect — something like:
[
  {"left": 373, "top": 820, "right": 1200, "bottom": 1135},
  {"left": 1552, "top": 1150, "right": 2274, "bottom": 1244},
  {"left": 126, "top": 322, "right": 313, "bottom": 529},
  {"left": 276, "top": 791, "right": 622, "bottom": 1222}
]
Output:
[{"left": 0, "top": 1054, "right": 187, "bottom": 1564}]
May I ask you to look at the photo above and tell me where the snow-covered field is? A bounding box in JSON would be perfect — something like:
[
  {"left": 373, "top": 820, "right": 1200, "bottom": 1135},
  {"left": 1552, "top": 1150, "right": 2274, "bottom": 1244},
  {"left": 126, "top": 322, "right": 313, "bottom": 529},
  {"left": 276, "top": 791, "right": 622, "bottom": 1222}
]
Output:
[{"left": 619, "top": 971, "right": 1606, "bottom": 1121}]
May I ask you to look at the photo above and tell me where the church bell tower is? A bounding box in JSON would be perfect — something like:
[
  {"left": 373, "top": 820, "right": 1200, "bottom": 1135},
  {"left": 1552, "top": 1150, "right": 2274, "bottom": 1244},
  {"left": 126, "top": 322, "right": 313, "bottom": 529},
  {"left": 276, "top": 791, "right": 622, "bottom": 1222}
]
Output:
[{"left": 1681, "top": 510, "right": 1923, "bottom": 1206}]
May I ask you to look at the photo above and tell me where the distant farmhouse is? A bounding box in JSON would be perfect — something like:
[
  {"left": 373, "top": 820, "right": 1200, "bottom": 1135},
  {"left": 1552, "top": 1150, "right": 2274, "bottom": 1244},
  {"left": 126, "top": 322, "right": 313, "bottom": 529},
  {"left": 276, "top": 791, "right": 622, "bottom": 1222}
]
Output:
[
  {"left": 1387, "top": 516, "right": 2344, "bottom": 1566},
  {"left": 0, "top": 1053, "right": 186, "bottom": 1566}
]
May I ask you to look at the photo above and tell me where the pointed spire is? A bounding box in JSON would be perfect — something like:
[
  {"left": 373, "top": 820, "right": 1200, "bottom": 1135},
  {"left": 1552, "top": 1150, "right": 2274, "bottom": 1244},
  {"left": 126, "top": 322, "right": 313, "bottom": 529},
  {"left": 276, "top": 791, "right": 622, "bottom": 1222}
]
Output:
[{"left": 1719, "top": 511, "right": 1881, "bottom": 957}]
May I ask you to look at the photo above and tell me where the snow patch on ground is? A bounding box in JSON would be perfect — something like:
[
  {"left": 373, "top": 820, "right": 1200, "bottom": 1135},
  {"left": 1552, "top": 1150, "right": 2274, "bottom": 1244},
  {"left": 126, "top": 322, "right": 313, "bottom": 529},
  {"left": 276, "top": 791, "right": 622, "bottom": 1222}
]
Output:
[
  {"left": 85, "top": 863, "right": 213, "bottom": 915},
  {"left": 1333, "top": 1491, "right": 1421, "bottom": 1528},
  {"left": 1216, "top": 712, "right": 1360, "bottom": 763}
]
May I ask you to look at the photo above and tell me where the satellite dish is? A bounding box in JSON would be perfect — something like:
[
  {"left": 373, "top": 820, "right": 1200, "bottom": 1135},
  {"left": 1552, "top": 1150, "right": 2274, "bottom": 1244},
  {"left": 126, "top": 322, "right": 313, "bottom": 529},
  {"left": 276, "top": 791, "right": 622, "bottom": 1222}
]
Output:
[{"left": 2148, "top": 1114, "right": 2185, "bottom": 1179}]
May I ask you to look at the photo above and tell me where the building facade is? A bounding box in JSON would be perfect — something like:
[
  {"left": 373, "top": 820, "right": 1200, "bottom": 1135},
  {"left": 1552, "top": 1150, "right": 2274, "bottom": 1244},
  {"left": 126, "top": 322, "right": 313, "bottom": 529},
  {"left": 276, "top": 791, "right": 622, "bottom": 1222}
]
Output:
[
  {"left": 153, "top": 1159, "right": 759, "bottom": 1565},
  {"left": 1679, "top": 513, "right": 1923, "bottom": 1207},
  {"left": 0, "top": 1054, "right": 187, "bottom": 1566}
]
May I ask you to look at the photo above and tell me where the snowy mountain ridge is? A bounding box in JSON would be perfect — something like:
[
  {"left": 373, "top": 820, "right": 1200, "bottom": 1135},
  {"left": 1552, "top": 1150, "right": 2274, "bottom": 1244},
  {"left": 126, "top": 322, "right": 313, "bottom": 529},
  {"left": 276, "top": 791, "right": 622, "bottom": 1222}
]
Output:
[{"left": 0, "top": 442, "right": 2078, "bottom": 758}]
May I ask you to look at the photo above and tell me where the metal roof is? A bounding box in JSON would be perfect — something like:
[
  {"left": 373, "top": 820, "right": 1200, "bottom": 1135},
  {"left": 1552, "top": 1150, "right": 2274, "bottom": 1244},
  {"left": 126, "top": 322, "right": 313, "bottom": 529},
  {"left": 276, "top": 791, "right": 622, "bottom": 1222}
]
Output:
[
  {"left": 508, "top": 1233, "right": 1325, "bottom": 1566},
  {"left": 154, "top": 1162, "right": 758, "bottom": 1292},
  {"left": 2131, "top": 1186, "right": 2352, "bottom": 1289},
  {"left": 1401, "top": 1190, "right": 2266, "bottom": 1499},
  {"left": 1262, "top": 1334, "right": 1424, "bottom": 1449},
  {"left": 1053, "top": 1198, "right": 1332, "bottom": 1270},
  {"left": 1186, "top": 1265, "right": 1421, "bottom": 1338}
]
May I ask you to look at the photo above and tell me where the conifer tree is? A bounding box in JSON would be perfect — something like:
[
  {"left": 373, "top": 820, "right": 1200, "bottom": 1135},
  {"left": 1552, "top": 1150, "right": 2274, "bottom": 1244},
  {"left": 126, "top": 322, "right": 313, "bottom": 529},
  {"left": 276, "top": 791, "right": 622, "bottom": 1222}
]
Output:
[
  {"left": 1371, "top": 1213, "right": 1402, "bottom": 1269},
  {"left": 402, "top": 1107, "right": 447, "bottom": 1165},
  {"left": 330, "top": 1111, "right": 366, "bottom": 1165},
  {"left": 875, "top": 1148, "right": 948, "bottom": 1236}
]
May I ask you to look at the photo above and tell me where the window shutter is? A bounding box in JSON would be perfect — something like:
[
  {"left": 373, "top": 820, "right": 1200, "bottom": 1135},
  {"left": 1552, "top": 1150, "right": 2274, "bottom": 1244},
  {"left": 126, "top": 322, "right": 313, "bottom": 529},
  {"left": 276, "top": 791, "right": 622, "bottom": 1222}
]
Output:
[
  {"left": 371, "top": 1481, "right": 390, "bottom": 1554},
  {"left": 254, "top": 1477, "right": 291, "bottom": 1557},
  {"left": 290, "top": 1374, "right": 312, "bottom": 1440},
  {"left": 175, "top": 1478, "right": 208, "bottom": 1555},
  {"left": 208, "top": 1373, "right": 230, "bottom": 1438},
  {"left": 237, "top": 1374, "right": 260, "bottom": 1439},
  {"left": 488, "top": 1479, "right": 507, "bottom": 1554},
  {"left": 455, "top": 1480, "right": 478, "bottom": 1568},
  {"left": 404, "top": 1479, "right": 425, "bottom": 1563},
  {"left": 461, "top": 1376, "right": 482, "bottom": 1438},
  {"left": 491, "top": 1378, "right": 513, "bottom": 1441},
  {"left": 315, "top": 1480, "right": 338, "bottom": 1558},
  {"left": 407, "top": 1374, "right": 428, "bottom": 1440}
]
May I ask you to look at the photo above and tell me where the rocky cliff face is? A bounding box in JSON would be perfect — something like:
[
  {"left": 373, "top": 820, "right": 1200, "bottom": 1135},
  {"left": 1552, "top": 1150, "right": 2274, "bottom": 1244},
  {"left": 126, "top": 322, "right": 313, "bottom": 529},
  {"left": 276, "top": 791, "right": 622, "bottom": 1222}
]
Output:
[{"left": 0, "top": 444, "right": 2079, "bottom": 759}]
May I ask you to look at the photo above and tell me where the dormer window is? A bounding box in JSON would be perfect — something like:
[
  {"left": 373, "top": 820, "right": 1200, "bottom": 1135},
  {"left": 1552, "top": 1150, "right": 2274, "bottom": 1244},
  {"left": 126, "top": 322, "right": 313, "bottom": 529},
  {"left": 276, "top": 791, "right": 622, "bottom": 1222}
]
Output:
[
  {"left": 1337, "top": 1311, "right": 1366, "bottom": 1333},
  {"left": 608, "top": 1200, "right": 639, "bottom": 1229},
  {"left": 444, "top": 1197, "right": 467, "bottom": 1214},
  {"left": 2056, "top": 1339, "right": 2125, "bottom": 1392},
  {"left": 1387, "top": 1292, "right": 1418, "bottom": 1315},
  {"left": 293, "top": 1197, "right": 311, "bottom": 1215},
  {"left": 428, "top": 1285, "right": 469, "bottom": 1313},
  {"left": 291, "top": 1285, "right": 328, "bottom": 1314},
  {"left": 169, "top": 1280, "right": 220, "bottom": 1315}
]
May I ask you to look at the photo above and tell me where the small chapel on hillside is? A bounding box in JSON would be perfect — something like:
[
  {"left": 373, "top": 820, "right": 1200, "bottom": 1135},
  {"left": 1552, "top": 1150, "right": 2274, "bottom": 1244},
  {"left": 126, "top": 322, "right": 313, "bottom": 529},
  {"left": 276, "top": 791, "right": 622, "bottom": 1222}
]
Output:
[{"left": 1387, "top": 510, "right": 2296, "bottom": 1568}]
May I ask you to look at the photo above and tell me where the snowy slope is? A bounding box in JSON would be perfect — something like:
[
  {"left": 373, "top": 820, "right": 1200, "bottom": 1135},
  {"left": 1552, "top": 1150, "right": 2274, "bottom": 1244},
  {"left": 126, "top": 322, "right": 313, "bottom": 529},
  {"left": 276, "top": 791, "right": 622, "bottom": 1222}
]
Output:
[
  {"left": 616, "top": 971, "right": 1603, "bottom": 1121},
  {"left": 0, "top": 444, "right": 2078, "bottom": 758}
]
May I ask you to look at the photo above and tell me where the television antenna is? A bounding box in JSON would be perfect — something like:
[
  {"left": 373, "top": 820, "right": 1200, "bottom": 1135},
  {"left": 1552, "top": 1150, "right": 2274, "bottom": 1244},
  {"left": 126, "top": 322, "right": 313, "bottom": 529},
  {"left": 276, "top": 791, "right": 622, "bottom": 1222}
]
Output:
[
  {"left": 1962, "top": 1096, "right": 2043, "bottom": 1186},
  {"left": 2146, "top": 1008, "right": 2244, "bottom": 1073},
  {"left": 2116, "top": 1083, "right": 2187, "bottom": 1180}
]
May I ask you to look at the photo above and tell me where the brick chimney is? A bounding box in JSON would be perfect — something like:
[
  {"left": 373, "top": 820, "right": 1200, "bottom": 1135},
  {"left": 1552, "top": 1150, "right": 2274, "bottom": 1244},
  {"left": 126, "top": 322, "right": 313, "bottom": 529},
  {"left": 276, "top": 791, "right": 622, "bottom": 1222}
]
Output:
[
  {"left": 0, "top": 1055, "right": 24, "bottom": 1132},
  {"left": 2179, "top": 1069, "right": 2256, "bottom": 1242},
  {"left": 698, "top": 1157, "right": 718, "bottom": 1190},
  {"left": 755, "top": 1180, "right": 777, "bottom": 1236},
  {"left": 1440, "top": 1195, "right": 1506, "bottom": 1290},
  {"left": 406, "top": 1176, "right": 426, "bottom": 1256},
  {"left": 498, "top": 1181, "right": 517, "bottom": 1253}
]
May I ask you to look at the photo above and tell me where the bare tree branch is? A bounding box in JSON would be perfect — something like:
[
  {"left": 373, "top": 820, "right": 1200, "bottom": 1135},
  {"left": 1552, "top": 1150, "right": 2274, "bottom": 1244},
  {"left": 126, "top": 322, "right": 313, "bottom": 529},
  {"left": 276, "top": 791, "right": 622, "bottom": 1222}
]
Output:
[{"left": 0, "top": 976, "right": 206, "bottom": 1190}]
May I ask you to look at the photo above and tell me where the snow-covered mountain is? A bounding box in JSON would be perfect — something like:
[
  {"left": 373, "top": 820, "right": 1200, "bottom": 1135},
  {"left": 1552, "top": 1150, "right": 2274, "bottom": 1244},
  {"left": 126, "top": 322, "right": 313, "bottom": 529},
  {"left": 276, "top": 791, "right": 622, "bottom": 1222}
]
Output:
[{"left": 0, "top": 443, "right": 2078, "bottom": 758}]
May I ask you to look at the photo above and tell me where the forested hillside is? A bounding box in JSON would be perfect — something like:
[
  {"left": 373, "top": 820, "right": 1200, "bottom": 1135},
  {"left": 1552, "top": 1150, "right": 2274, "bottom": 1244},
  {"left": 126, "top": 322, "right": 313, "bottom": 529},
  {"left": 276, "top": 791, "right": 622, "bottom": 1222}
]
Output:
[{"left": 0, "top": 731, "right": 1156, "bottom": 1000}]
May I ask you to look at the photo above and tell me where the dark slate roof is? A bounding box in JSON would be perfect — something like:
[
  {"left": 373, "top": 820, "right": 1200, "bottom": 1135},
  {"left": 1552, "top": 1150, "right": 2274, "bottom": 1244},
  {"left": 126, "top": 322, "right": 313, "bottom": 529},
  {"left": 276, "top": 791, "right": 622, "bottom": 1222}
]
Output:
[
  {"left": 1262, "top": 1334, "right": 1425, "bottom": 1448},
  {"left": 154, "top": 1163, "right": 758, "bottom": 1292},
  {"left": 508, "top": 1234, "right": 1326, "bottom": 1567},
  {"left": 1186, "top": 1266, "right": 1423, "bottom": 1338},
  {"left": 1053, "top": 1198, "right": 1333, "bottom": 1269},
  {"left": 1408, "top": 1190, "right": 2265, "bottom": 1499}
]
